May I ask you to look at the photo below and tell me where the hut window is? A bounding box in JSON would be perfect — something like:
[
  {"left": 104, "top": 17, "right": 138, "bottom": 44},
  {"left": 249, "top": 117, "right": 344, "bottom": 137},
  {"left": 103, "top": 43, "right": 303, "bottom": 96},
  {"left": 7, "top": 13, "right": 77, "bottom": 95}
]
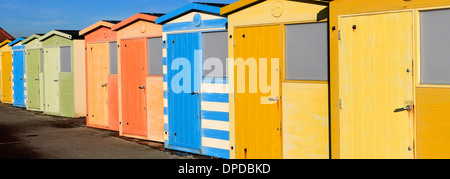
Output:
[
  {"left": 148, "top": 37, "right": 163, "bottom": 75},
  {"left": 420, "top": 8, "right": 450, "bottom": 85},
  {"left": 202, "top": 31, "right": 228, "bottom": 78},
  {"left": 285, "top": 22, "right": 328, "bottom": 81},
  {"left": 60, "top": 46, "right": 71, "bottom": 72},
  {"left": 109, "top": 42, "right": 118, "bottom": 75}
]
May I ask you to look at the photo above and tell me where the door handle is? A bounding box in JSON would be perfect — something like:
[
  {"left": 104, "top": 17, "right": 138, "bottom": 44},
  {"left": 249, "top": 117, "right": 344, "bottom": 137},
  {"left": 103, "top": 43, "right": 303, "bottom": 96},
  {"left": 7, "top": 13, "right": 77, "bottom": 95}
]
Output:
[
  {"left": 101, "top": 83, "right": 107, "bottom": 87},
  {"left": 268, "top": 97, "right": 279, "bottom": 102},
  {"left": 191, "top": 90, "right": 200, "bottom": 95},
  {"left": 35, "top": 78, "right": 39, "bottom": 81},
  {"left": 54, "top": 79, "right": 58, "bottom": 82},
  {"left": 138, "top": 86, "right": 145, "bottom": 89},
  {"left": 394, "top": 105, "right": 412, "bottom": 113}
]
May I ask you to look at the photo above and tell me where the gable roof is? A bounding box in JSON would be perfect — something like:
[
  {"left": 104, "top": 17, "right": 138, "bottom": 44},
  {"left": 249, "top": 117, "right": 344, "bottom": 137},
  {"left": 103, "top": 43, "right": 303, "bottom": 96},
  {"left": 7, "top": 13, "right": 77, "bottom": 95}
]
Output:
[
  {"left": 111, "top": 13, "right": 164, "bottom": 31},
  {"left": 79, "top": 20, "right": 121, "bottom": 36},
  {"left": 220, "top": 0, "right": 328, "bottom": 15},
  {"left": 38, "top": 30, "right": 84, "bottom": 42},
  {"left": 155, "top": 2, "right": 227, "bottom": 25},
  {"left": 8, "top": 37, "right": 26, "bottom": 46},
  {"left": 0, "top": 27, "right": 14, "bottom": 42},
  {"left": 22, "top": 34, "right": 44, "bottom": 45},
  {"left": 0, "top": 39, "right": 13, "bottom": 48}
]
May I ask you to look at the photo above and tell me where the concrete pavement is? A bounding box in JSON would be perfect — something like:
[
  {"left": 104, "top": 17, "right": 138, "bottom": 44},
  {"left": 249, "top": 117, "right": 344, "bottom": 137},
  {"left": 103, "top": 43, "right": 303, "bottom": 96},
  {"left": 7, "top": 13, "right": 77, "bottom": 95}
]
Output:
[{"left": 0, "top": 103, "right": 198, "bottom": 159}]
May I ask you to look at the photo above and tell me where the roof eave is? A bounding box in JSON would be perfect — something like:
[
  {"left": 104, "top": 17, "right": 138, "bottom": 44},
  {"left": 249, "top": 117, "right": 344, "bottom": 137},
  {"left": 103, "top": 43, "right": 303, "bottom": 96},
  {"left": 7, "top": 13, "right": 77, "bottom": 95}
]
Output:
[
  {"left": 156, "top": 3, "right": 222, "bottom": 25},
  {"left": 80, "top": 20, "right": 118, "bottom": 36}
]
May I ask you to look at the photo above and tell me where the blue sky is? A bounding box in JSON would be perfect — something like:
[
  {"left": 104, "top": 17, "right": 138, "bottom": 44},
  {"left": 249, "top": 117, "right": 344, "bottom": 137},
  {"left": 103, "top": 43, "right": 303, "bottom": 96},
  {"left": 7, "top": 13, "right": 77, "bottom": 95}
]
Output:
[{"left": 0, "top": 0, "right": 238, "bottom": 38}]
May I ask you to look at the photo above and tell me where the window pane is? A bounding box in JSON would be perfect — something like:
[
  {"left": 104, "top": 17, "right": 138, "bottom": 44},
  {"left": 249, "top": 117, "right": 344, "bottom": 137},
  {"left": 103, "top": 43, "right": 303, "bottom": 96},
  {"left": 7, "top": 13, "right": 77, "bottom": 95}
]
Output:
[
  {"left": 148, "top": 38, "right": 163, "bottom": 75},
  {"left": 60, "top": 46, "right": 71, "bottom": 72},
  {"left": 109, "top": 42, "right": 118, "bottom": 75},
  {"left": 420, "top": 9, "right": 450, "bottom": 85},
  {"left": 285, "top": 22, "right": 328, "bottom": 81},
  {"left": 203, "top": 31, "right": 228, "bottom": 78}
]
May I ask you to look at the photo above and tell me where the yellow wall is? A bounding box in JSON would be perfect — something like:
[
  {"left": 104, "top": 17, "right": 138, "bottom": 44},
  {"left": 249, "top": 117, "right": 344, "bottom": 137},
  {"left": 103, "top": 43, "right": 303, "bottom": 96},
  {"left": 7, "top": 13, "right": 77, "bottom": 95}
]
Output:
[
  {"left": 416, "top": 87, "right": 450, "bottom": 159},
  {"left": 225, "top": 0, "right": 329, "bottom": 159},
  {"left": 330, "top": 0, "right": 450, "bottom": 159},
  {"left": 74, "top": 40, "right": 86, "bottom": 117},
  {"left": 282, "top": 82, "right": 329, "bottom": 159}
]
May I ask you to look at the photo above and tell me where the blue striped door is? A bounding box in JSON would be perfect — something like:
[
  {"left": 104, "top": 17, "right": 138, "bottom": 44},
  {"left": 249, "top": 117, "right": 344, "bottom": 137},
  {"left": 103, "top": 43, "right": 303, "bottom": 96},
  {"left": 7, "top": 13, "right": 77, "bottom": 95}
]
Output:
[
  {"left": 13, "top": 50, "right": 25, "bottom": 107},
  {"left": 167, "top": 32, "right": 202, "bottom": 150}
]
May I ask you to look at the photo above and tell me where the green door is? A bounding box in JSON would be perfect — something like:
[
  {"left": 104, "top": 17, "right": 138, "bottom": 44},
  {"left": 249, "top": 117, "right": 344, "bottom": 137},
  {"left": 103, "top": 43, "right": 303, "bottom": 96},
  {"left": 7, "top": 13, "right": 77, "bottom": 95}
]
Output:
[
  {"left": 44, "top": 47, "right": 60, "bottom": 114},
  {"left": 26, "top": 49, "right": 41, "bottom": 110}
]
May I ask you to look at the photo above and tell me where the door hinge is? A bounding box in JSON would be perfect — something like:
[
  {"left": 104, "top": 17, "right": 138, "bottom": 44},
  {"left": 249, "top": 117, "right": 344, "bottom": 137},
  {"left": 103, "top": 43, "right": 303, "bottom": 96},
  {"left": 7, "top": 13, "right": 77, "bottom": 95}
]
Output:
[
  {"left": 339, "top": 99, "right": 342, "bottom": 109},
  {"left": 338, "top": 30, "right": 341, "bottom": 40}
]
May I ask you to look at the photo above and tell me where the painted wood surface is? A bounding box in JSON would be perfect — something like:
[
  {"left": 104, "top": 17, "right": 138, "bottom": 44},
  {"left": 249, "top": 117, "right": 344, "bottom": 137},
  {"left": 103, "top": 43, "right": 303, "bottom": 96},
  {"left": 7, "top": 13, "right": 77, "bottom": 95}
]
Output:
[
  {"left": 74, "top": 40, "right": 86, "bottom": 118},
  {"left": 43, "top": 47, "right": 60, "bottom": 114},
  {"left": 329, "top": 0, "right": 450, "bottom": 159},
  {"left": 339, "top": 12, "right": 414, "bottom": 159},
  {"left": 1, "top": 51, "right": 12, "bottom": 103},
  {"left": 87, "top": 42, "right": 109, "bottom": 128},
  {"left": 146, "top": 76, "right": 164, "bottom": 142},
  {"left": 120, "top": 38, "right": 148, "bottom": 138},
  {"left": 26, "top": 49, "right": 41, "bottom": 110},
  {"left": 0, "top": 40, "right": 12, "bottom": 103},
  {"left": 108, "top": 75, "right": 119, "bottom": 131},
  {"left": 82, "top": 22, "right": 119, "bottom": 131},
  {"left": 234, "top": 25, "right": 282, "bottom": 159},
  {"left": 23, "top": 35, "right": 43, "bottom": 111},
  {"left": 11, "top": 41, "right": 26, "bottom": 108},
  {"left": 223, "top": 0, "right": 329, "bottom": 159},
  {"left": 114, "top": 13, "right": 163, "bottom": 141},
  {"left": 282, "top": 82, "right": 329, "bottom": 159},
  {"left": 159, "top": 3, "right": 231, "bottom": 158},
  {"left": 416, "top": 87, "right": 450, "bottom": 159}
]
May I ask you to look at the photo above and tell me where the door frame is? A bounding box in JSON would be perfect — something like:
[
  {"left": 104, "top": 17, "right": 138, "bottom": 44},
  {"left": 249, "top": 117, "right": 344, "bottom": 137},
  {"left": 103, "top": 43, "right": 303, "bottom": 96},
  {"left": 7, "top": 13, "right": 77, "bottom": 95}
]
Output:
[
  {"left": 233, "top": 25, "right": 283, "bottom": 159},
  {"left": 119, "top": 37, "right": 149, "bottom": 138},
  {"left": 166, "top": 32, "right": 202, "bottom": 151},
  {"left": 337, "top": 9, "right": 416, "bottom": 158},
  {"left": 86, "top": 42, "right": 110, "bottom": 129}
]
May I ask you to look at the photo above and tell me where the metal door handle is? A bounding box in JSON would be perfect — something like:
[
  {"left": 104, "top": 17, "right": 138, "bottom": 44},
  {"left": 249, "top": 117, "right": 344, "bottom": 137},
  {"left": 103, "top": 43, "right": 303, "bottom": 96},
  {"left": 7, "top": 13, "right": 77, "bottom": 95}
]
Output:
[
  {"left": 101, "top": 83, "right": 107, "bottom": 87},
  {"left": 138, "top": 86, "right": 145, "bottom": 89},
  {"left": 35, "top": 79, "right": 39, "bottom": 81},
  {"left": 268, "top": 97, "right": 279, "bottom": 102},
  {"left": 54, "top": 79, "right": 58, "bottom": 82},
  {"left": 394, "top": 105, "right": 412, "bottom": 113},
  {"left": 191, "top": 90, "right": 199, "bottom": 95}
]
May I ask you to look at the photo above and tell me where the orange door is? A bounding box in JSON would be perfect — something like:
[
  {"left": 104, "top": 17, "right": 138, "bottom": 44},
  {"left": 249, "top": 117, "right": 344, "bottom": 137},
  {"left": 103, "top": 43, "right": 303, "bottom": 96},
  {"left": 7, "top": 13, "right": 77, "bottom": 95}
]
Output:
[
  {"left": 121, "top": 38, "right": 147, "bottom": 137},
  {"left": 87, "top": 43, "right": 109, "bottom": 128}
]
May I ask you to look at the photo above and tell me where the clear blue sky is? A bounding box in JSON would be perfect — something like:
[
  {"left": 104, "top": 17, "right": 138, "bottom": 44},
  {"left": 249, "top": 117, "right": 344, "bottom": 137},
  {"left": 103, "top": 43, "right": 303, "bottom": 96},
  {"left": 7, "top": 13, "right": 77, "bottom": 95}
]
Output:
[{"left": 0, "top": 0, "right": 238, "bottom": 38}]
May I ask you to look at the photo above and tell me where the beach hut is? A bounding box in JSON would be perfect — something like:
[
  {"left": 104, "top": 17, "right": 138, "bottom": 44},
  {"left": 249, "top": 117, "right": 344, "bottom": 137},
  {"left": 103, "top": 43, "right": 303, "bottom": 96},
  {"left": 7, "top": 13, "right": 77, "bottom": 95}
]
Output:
[
  {"left": 38, "top": 30, "right": 86, "bottom": 118},
  {"left": 9, "top": 37, "right": 27, "bottom": 108},
  {"left": 329, "top": 0, "right": 450, "bottom": 159},
  {"left": 22, "top": 34, "right": 44, "bottom": 111},
  {"left": 80, "top": 20, "right": 121, "bottom": 131},
  {"left": 156, "top": 2, "right": 230, "bottom": 158},
  {"left": 111, "top": 13, "right": 164, "bottom": 141},
  {"left": 0, "top": 28, "right": 14, "bottom": 103},
  {"left": 221, "top": 0, "right": 330, "bottom": 159},
  {"left": 1, "top": 39, "right": 13, "bottom": 103}
]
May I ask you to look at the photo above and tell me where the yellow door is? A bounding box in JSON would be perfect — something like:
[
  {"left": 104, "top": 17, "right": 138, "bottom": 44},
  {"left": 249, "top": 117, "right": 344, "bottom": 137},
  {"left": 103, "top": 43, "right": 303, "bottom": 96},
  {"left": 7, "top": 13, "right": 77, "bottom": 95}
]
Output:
[
  {"left": 234, "top": 25, "right": 282, "bottom": 159},
  {"left": 87, "top": 43, "right": 109, "bottom": 128},
  {"left": 2, "top": 52, "right": 12, "bottom": 103},
  {"left": 339, "top": 12, "right": 414, "bottom": 159}
]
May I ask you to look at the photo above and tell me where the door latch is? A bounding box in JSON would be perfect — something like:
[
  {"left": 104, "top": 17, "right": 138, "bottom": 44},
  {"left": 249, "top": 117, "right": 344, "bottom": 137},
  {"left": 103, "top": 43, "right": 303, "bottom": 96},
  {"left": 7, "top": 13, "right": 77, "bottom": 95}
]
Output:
[
  {"left": 394, "top": 105, "right": 412, "bottom": 113},
  {"left": 191, "top": 90, "right": 200, "bottom": 95},
  {"left": 138, "top": 86, "right": 145, "bottom": 89},
  {"left": 101, "top": 83, "right": 107, "bottom": 87}
]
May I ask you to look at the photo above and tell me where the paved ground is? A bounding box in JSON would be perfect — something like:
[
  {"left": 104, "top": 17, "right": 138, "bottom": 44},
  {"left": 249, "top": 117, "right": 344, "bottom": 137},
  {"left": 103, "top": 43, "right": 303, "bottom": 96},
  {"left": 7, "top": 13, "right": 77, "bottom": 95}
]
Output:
[{"left": 0, "top": 103, "right": 200, "bottom": 159}]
